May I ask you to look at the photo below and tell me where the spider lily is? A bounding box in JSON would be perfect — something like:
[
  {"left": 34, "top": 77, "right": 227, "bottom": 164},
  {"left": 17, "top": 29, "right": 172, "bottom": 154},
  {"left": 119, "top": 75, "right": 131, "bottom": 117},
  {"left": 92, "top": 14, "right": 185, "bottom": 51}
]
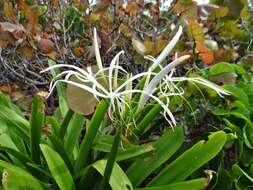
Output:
[{"left": 41, "top": 26, "right": 229, "bottom": 128}]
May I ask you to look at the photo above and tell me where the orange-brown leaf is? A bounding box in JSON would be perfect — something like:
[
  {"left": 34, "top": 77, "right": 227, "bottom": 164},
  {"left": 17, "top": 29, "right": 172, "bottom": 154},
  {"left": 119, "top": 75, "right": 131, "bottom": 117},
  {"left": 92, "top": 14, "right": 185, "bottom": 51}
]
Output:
[
  {"left": 0, "top": 40, "right": 9, "bottom": 48},
  {"left": 214, "top": 48, "right": 233, "bottom": 63},
  {"left": 0, "top": 84, "right": 12, "bottom": 94},
  {"left": 0, "top": 22, "right": 25, "bottom": 43},
  {"left": 119, "top": 23, "right": 131, "bottom": 38},
  {"left": 20, "top": 46, "right": 34, "bottom": 59},
  {"left": 26, "top": 7, "right": 41, "bottom": 33},
  {"left": 73, "top": 47, "right": 85, "bottom": 57},
  {"left": 48, "top": 50, "right": 59, "bottom": 59},
  {"left": 37, "top": 38, "right": 54, "bottom": 54},
  {"left": 186, "top": 20, "right": 204, "bottom": 43},
  {"left": 125, "top": 2, "right": 138, "bottom": 16},
  {"left": 196, "top": 43, "right": 214, "bottom": 65},
  {"left": 102, "top": 0, "right": 111, "bottom": 4},
  {"left": 14, "top": 0, "right": 29, "bottom": 14},
  {"left": 49, "top": 0, "right": 60, "bottom": 6},
  {"left": 3, "top": 0, "right": 17, "bottom": 22}
]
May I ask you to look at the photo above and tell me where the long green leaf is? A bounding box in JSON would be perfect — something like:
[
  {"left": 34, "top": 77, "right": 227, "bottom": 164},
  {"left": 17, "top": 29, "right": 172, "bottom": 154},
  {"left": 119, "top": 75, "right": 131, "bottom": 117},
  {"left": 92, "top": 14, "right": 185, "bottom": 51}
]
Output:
[
  {"left": 126, "top": 126, "right": 184, "bottom": 187},
  {"left": 92, "top": 136, "right": 154, "bottom": 161},
  {"left": 0, "top": 160, "right": 43, "bottom": 190},
  {"left": 40, "top": 144, "right": 75, "bottom": 190},
  {"left": 64, "top": 113, "right": 85, "bottom": 155},
  {"left": 0, "top": 105, "right": 29, "bottom": 138},
  {"left": 49, "top": 135, "right": 73, "bottom": 173},
  {"left": 133, "top": 104, "right": 161, "bottom": 137},
  {"left": 25, "top": 162, "right": 52, "bottom": 179},
  {"left": 30, "top": 96, "right": 44, "bottom": 164},
  {"left": 93, "top": 159, "right": 133, "bottom": 190},
  {"left": 0, "top": 134, "right": 20, "bottom": 164},
  {"left": 135, "top": 178, "right": 208, "bottom": 190},
  {"left": 148, "top": 131, "right": 226, "bottom": 186},
  {"left": 58, "top": 109, "right": 74, "bottom": 139},
  {"left": 0, "top": 92, "right": 23, "bottom": 116},
  {"left": 0, "top": 146, "right": 31, "bottom": 164},
  {"left": 46, "top": 116, "right": 61, "bottom": 136},
  {"left": 74, "top": 99, "right": 109, "bottom": 172},
  {"left": 232, "top": 164, "right": 253, "bottom": 182},
  {"left": 100, "top": 130, "right": 121, "bottom": 190}
]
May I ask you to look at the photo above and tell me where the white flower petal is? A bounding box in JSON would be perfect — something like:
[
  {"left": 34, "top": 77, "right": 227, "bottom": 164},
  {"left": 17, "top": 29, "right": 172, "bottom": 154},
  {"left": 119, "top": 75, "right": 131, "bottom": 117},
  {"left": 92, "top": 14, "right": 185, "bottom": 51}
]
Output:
[
  {"left": 150, "top": 26, "right": 183, "bottom": 70},
  {"left": 139, "top": 55, "right": 190, "bottom": 108},
  {"left": 94, "top": 28, "right": 103, "bottom": 72}
]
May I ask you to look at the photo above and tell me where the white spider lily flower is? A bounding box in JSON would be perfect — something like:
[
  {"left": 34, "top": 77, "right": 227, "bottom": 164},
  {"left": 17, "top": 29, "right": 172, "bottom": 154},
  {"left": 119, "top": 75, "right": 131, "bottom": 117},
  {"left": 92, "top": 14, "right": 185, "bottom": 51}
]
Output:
[
  {"left": 41, "top": 26, "right": 229, "bottom": 128},
  {"left": 138, "top": 26, "right": 184, "bottom": 109}
]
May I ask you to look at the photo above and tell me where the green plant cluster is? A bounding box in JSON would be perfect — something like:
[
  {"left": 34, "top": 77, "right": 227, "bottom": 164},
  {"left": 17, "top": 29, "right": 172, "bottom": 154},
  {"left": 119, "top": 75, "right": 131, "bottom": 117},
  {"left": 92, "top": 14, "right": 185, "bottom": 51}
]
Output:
[
  {"left": 0, "top": 70, "right": 228, "bottom": 190},
  {"left": 166, "top": 62, "right": 253, "bottom": 189},
  {"left": 209, "top": 62, "right": 253, "bottom": 189},
  {"left": 0, "top": 0, "right": 253, "bottom": 189}
]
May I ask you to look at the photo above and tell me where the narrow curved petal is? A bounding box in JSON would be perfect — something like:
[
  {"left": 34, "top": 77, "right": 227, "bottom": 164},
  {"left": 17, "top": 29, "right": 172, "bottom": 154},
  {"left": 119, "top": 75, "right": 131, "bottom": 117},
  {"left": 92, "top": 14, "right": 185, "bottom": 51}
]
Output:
[
  {"left": 139, "top": 55, "right": 190, "bottom": 108},
  {"left": 94, "top": 28, "right": 103, "bottom": 72},
  {"left": 150, "top": 26, "right": 183, "bottom": 70},
  {"left": 109, "top": 50, "right": 124, "bottom": 92}
]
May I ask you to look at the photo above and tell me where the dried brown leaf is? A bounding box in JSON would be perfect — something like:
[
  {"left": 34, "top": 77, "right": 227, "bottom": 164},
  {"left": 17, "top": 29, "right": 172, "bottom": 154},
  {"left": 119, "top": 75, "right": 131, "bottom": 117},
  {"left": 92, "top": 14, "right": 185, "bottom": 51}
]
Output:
[
  {"left": 19, "top": 46, "right": 34, "bottom": 59},
  {"left": 3, "top": 0, "right": 17, "bottom": 22},
  {"left": 37, "top": 38, "right": 54, "bottom": 54}
]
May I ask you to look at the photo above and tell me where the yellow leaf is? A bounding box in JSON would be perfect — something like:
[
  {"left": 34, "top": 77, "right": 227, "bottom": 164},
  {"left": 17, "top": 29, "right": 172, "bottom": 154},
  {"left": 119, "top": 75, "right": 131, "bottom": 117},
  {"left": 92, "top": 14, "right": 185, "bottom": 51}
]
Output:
[
  {"left": 119, "top": 24, "right": 131, "bottom": 38},
  {"left": 37, "top": 38, "right": 54, "bottom": 54},
  {"left": 90, "top": 12, "right": 100, "bottom": 22},
  {"left": 125, "top": 2, "right": 138, "bottom": 16},
  {"left": 19, "top": 46, "right": 34, "bottom": 59},
  {"left": 219, "top": 21, "right": 245, "bottom": 39},
  {"left": 144, "top": 39, "right": 168, "bottom": 56},
  {"left": 73, "top": 47, "right": 85, "bottom": 57},
  {"left": 186, "top": 20, "right": 204, "bottom": 43},
  {"left": 208, "top": 6, "right": 229, "bottom": 21},
  {"left": 173, "top": 0, "right": 198, "bottom": 21},
  {"left": 0, "top": 40, "right": 9, "bottom": 48},
  {"left": 3, "top": 0, "right": 17, "bottom": 22},
  {"left": 132, "top": 37, "right": 147, "bottom": 56}
]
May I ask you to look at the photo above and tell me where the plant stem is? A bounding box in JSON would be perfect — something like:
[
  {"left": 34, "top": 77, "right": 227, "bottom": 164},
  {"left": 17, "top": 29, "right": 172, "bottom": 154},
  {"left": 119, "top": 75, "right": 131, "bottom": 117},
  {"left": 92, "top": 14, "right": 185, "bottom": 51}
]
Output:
[{"left": 100, "top": 128, "right": 121, "bottom": 190}]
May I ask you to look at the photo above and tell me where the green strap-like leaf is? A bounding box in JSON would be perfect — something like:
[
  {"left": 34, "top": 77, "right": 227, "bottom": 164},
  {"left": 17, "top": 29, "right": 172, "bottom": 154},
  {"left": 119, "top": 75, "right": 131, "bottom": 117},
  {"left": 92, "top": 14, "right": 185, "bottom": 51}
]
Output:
[
  {"left": 93, "top": 159, "right": 133, "bottom": 190},
  {"left": 64, "top": 113, "right": 85, "bottom": 155},
  {"left": 0, "top": 160, "right": 43, "bottom": 190},
  {"left": 40, "top": 144, "right": 75, "bottom": 190},
  {"left": 0, "top": 105, "right": 29, "bottom": 138},
  {"left": 134, "top": 178, "right": 208, "bottom": 190},
  {"left": 49, "top": 135, "right": 74, "bottom": 173},
  {"left": 74, "top": 99, "right": 109, "bottom": 172},
  {"left": 92, "top": 135, "right": 154, "bottom": 161},
  {"left": 148, "top": 131, "right": 226, "bottom": 186},
  {"left": 30, "top": 96, "right": 44, "bottom": 164},
  {"left": 58, "top": 109, "right": 74, "bottom": 139},
  {"left": 126, "top": 126, "right": 184, "bottom": 187}
]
